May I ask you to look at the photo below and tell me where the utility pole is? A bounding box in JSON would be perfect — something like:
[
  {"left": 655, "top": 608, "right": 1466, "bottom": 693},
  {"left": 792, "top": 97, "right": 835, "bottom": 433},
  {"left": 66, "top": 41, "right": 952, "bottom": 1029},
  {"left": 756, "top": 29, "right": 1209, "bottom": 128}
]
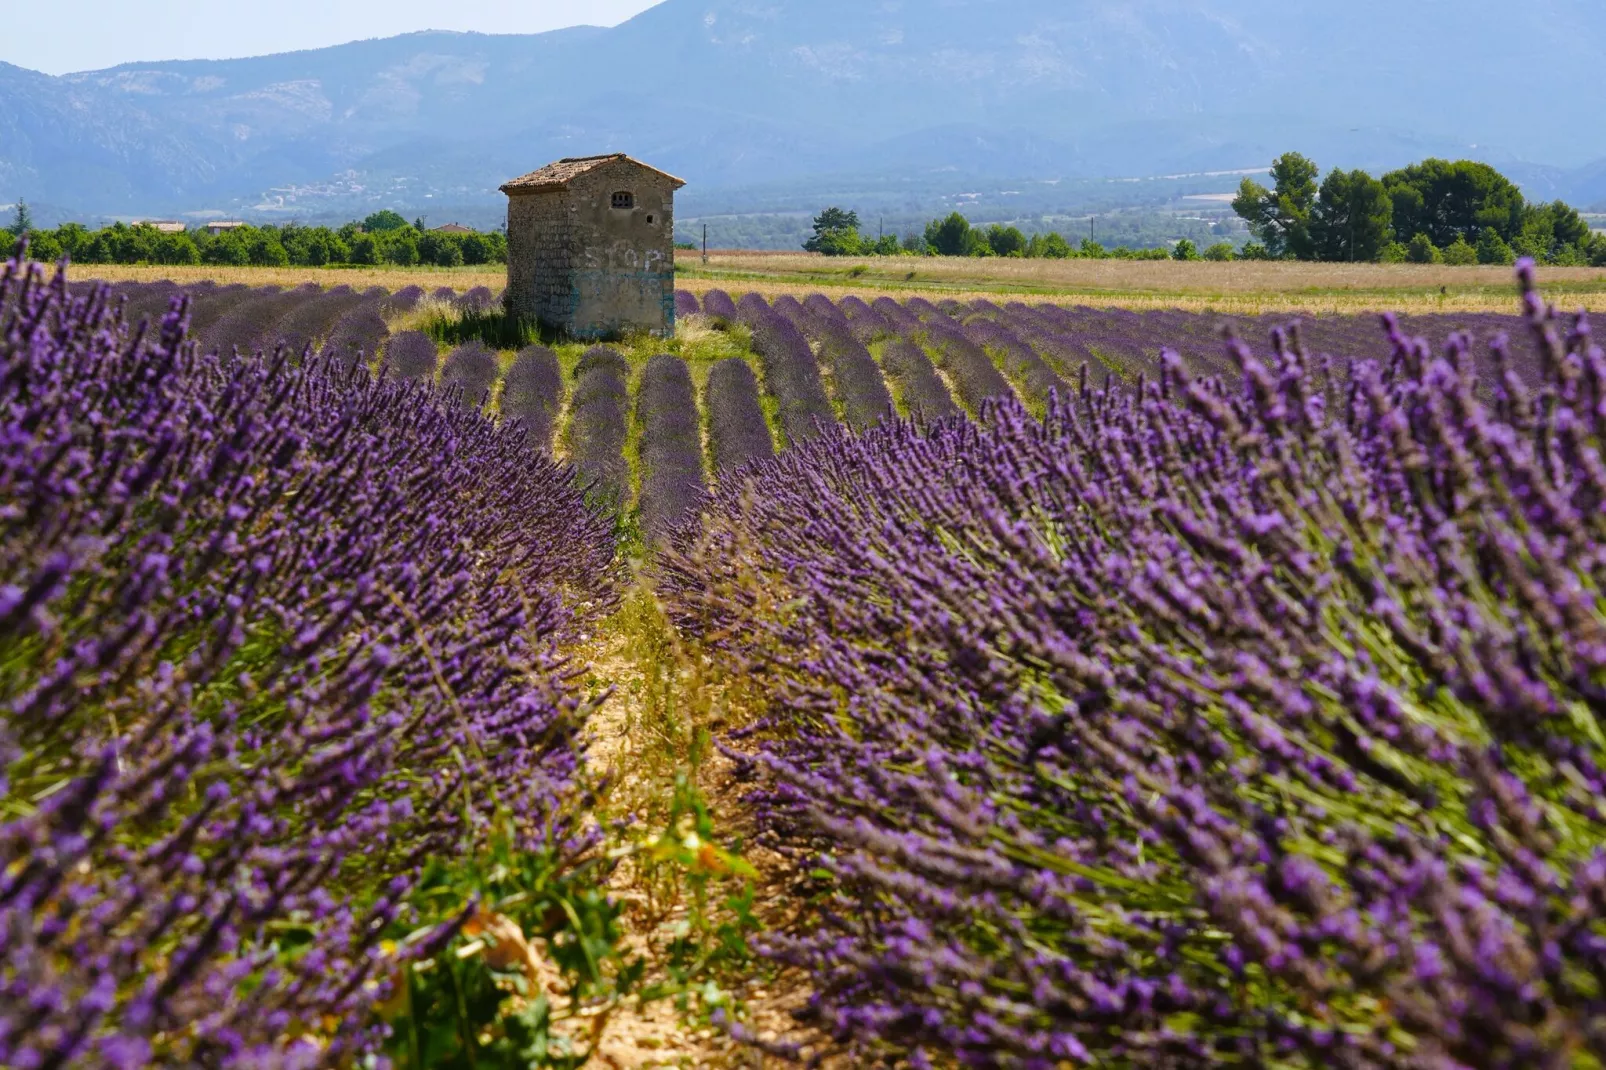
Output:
[{"left": 702, "top": 223, "right": 708, "bottom": 265}]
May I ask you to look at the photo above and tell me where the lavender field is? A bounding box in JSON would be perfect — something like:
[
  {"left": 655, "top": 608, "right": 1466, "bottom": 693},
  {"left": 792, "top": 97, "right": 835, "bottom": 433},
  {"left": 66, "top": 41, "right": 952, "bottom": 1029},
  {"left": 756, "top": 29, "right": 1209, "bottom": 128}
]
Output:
[
  {"left": 7, "top": 256, "right": 1605, "bottom": 1067},
  {"left": 62, "top": 275, "right": 1554, "bottom": 550}
]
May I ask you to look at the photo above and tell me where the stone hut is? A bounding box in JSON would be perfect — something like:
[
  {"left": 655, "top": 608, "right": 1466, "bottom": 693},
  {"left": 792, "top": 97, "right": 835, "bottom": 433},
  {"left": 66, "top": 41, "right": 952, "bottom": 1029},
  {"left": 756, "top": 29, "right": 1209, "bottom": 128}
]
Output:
[{"left": 500, "top": 154, "right": 686, "bottom": 339}]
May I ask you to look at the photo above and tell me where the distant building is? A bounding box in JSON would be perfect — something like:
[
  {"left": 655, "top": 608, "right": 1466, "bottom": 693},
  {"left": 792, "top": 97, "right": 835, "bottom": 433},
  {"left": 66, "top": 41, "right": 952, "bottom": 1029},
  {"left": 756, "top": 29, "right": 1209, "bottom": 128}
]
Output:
[
  {"left": 206, "top": 221, "right": 248, "bottom": 233},
  {"left": 431, "top": 222, "right": 474, "bottom": 234},
  {"left": 500, "top": 154, "right": 685, "bottom": 339},
  {"left": 143, "top": 221, "right": 188, "bottom": 233}
]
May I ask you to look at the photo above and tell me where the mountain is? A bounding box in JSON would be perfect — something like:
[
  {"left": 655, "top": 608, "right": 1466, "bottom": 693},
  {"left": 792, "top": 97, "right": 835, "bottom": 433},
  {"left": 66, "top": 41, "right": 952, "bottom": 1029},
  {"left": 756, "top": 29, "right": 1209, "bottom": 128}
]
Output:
[{"left": 3, "top": 0, "right": 1606, "bottom": 221}]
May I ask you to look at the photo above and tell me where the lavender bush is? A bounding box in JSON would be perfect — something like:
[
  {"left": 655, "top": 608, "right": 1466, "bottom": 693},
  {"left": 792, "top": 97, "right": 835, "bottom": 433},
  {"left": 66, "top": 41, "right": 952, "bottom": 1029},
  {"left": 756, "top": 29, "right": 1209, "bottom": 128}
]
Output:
[
  {"left": 567, "top": 346, "right": 633, "bottom": 511},
  {"left": 439, "top": 339, "right": 501, "bottom": 409},
  {"left": 382, "top": 329, "right": 440, "bottom": 384},
  {"left": 666, "top": 265, "right": 1606, "bottom": 1069},
  {"left": 318, "top": 304, "right": 390, "bottom": 372},
  {"left": 637, "top": 354, "right": 708, "bottom": 546},
  {"left": 0, "top": 257, "right": 617, "bottom": 1068},
  {"left": 705, "top": 357, "right": 776, "bottom": 479},
  {"left": 501, "top": 344, "right": 564, "bottom": 454},
  {"left": 675, "top": 290, "right": 700, "bottom": 318},
  {"left": 455, "top": 286, "right": 497, "bottom": 314},
  {"left": 702, "top": 289, "right": 739, "bottom": 324},
  {"left": 381, "top": 284, "right": 425, "bottom": 314}
]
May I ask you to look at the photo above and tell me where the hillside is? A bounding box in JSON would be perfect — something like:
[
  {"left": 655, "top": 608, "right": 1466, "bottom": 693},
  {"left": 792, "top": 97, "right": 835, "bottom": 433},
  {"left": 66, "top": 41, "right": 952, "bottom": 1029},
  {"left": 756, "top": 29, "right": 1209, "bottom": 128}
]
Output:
[{"left": 3, "top": 0, "right": 1606, "bottom": 219}]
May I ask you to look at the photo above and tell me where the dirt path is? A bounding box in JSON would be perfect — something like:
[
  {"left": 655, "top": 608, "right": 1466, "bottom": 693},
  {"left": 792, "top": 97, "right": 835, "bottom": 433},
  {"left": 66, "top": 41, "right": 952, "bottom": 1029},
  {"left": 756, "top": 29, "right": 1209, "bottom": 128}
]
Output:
[{"left": 576, "top": 593, "right": 825, "bottom": 1069}]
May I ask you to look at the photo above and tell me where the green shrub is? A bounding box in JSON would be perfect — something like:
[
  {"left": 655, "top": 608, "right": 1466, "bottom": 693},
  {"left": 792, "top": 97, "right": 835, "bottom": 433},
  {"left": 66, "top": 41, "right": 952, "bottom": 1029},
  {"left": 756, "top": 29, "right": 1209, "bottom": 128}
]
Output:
[
  {"left": 1442, "top": 236, "right": 1478, "bottom": 265},
  {"left": 1406, "top": 233, "right": 1442, "bottom": 263}
]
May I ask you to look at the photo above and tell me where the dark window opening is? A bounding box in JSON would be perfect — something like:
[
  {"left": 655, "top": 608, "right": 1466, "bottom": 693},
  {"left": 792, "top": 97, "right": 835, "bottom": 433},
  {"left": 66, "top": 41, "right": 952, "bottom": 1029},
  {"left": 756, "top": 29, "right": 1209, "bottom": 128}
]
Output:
[
  {"left": 611, "top": 191, "right": 634, "bottom": 210},
  {"left": 646, "top": 214, "right": 655, "bottom": 225}
]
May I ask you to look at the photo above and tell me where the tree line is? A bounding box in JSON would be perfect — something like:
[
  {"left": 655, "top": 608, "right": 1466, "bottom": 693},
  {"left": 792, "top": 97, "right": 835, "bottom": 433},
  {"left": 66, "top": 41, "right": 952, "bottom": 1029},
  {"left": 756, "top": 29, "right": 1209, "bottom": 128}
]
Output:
[
  {"left": 1233, "top": 154, "right": 1606, "bottom": 266},
  {"left": 4, "top": 207, "right": 507, "bottom": 268},
  {"left": 803, "top": 208, "right": 1237, "bottom": 261}
]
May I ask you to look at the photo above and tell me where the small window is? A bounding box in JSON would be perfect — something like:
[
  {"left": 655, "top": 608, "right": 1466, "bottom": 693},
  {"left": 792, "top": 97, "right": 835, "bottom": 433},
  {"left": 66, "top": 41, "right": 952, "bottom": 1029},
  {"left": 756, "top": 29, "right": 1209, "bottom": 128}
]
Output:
[
  {"left": 611, "top": 191, "right": 634, "bottom": 210},
  {"left": 646, "top": 214, "right": 655, "bottom": 225}
]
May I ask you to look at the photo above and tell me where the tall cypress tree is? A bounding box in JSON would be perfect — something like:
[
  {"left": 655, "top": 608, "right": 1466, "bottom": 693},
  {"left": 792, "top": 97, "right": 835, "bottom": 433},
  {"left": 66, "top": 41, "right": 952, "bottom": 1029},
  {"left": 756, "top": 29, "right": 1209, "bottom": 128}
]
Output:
[{"left": 8, "top": 200, "right": 34, "bottom": 238}]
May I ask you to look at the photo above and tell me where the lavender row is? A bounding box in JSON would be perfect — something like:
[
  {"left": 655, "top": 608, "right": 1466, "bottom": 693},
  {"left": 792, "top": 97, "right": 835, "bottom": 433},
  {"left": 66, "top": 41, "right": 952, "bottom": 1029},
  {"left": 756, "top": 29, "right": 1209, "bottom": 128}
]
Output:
[
  {"left": 904, "top": 296, "right": 1016, "bottom": 414},
  {"left": 567, "top": 346, "right": 633, "bottom": 511},
  {"left": 704, "top": 357, "right": 776, "bottom": 477},
  {"left": 665, "top": 265, "right": 1606, "bottom": 1067},
  {"left": 880, "top": 338, "right": 958, "bottom": 421},
  {"left": 1, "top": 259, "right": 616, "bottom": 1067},
  {"left": 736, "top": 293, "right": 837, "bottom": 445},
  {"left": 501, "top": 344, "right": 564, "bottom": 454},
  {"left": 776, "top": 295, "right": 894, "bottom": 433},
  {"left": 637, "top": 354, "right": 708, "bottom": 546}
]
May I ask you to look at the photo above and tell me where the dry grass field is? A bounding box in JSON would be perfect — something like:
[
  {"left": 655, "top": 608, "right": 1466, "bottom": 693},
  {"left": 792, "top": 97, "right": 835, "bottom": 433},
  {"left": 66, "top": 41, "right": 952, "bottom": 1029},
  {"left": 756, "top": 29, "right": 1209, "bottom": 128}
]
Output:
[
  {"left": 66, "top": 250, "right": 1606, "bottom": 314},
  {"left": 683, "top": 251, "right": 1606, "bottom": 314}
]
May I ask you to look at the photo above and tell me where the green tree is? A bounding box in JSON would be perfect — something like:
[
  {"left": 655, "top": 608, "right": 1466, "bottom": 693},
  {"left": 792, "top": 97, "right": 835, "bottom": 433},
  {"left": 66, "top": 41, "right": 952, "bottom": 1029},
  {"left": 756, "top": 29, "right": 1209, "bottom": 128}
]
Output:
[
  {"left": 348, "top": 233, "right": 381, "bottom": 266},
  {"left": 1442, "top": 236, "right": 1478, "bottom": 265},
  {"left": 1381, "top": 159, "right": 1526, "bottom": 247},
  {"left": 1476, "top": 228, "right": 1515, "bottom": 265},
  {"left": 1238, "top": 242, "right": 1273, "bottom": 261},
  {"left": 1406, "top": 233, "right": 1442, "bottom": 264},
  {"left": 984, "top": 224, "right": 1027, "bottom": 258},
  {"left": 201, "top": 229, "right": 250, "bottom": 266},
  {"left": 26, "top": 230, "right": 63, "bottom": 263},
  {"left": 901, "top": 232, "right": 930, "bottom": 255},
  {"left": 53, "top": 223, "right": 91, "bottom": 261},
  {"left": 1379, "top": 241, "right": 1409, "bottom": 264},
  {"left": 804, "top": 207, "right": 863, "bottom": 255},
  {"left": 1311, "top": 169, "right": 1393, "bottom": 262},
  {"left": 383, "top": 232, "right": 420, "bottom": 266},
  {"left": 152, "top": 231, "right": 200, "bottom": 266},
  {"left": 1172, "top": 238, "right": 1200, "bottom": 261},
  {"left": 1028, "top": 232, "right": 1073, "bottom": 259},
  {"left": 1203, "top": 241, "right": 1236, "bottom": 261},
  {"left": 7, "top": 200, "right": 34, "bottom": 237},
  {"left": 1232, "top": 153, "right": 1320, "bottom": 259},
  {"left": 460, "top": 232, "right": 494, "bottom": 265},
  {"left": 1513, "top": 200, "right": 1593, "bottom": 263},
  {"left": 925, "top": 213, "right": 973, "bottom": 257},
  {"left": 871, "top": 234, "right": 901, "bottom": 256},
  {"left": 362, "top": 210, "right": 410, "bottom": 233},
  {"left": 1079, "top": 237, "right": 1107, "bottom": 259},
  {"left": 418, "top": 231, "right": 465, "bottom": 267},
  {"left": 246, "top": 229, "right": 290, "bottom": 267}
]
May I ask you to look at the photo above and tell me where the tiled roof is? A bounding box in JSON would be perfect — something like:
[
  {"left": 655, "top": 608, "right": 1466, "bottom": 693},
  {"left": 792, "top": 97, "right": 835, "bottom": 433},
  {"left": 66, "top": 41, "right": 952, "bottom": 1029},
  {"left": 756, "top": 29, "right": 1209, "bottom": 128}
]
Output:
[{"left": 500, "top": 154, "right": 687, "bottom": 194}]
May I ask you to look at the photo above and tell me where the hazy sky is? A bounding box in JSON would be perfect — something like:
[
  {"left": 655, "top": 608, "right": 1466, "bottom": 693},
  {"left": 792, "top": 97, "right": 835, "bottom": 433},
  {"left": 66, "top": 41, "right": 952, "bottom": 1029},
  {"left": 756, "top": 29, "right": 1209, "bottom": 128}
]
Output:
[{"left": 3, "top": 0, "right": 663, "bottom": 76}]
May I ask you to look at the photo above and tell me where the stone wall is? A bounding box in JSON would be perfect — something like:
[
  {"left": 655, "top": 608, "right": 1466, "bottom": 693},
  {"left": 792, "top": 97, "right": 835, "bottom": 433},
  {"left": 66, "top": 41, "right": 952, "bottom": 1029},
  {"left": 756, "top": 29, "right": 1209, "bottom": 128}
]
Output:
[
  {"left": 504, "top": 192, "right": 573, "bottom": 327},
  {"left": 505, "top": 158, "right": 679, "bottom": 339}
]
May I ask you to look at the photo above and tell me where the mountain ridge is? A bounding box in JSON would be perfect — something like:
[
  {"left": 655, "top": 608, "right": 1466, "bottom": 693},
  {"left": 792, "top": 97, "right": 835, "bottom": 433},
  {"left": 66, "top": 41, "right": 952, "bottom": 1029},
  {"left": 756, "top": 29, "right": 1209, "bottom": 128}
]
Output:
[{"left": 4, "top": 0, "right": 1605, "bottom": 221}]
